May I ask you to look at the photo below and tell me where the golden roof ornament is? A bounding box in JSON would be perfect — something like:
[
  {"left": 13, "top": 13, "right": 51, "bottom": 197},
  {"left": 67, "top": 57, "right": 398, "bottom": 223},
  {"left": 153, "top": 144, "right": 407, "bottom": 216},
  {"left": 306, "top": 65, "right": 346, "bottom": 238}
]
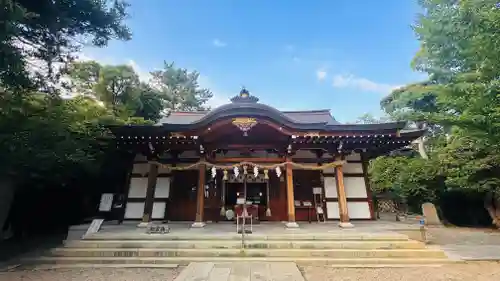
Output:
[{"left": 230, "top": 87, "right": 259, "bottom": 103}]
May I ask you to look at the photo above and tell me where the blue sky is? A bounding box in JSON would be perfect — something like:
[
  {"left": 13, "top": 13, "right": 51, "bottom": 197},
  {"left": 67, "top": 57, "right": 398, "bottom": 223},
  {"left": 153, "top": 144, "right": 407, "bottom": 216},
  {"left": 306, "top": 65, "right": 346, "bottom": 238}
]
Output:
[{"left": 83, "top": 0, "right": 426, "bottom": 123}]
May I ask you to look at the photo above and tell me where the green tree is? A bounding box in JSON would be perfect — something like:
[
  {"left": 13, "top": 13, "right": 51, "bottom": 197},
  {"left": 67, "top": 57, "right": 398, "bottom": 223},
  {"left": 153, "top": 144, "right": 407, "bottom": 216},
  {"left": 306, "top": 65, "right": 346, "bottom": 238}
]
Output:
[
  {"left": 66, "top": 61, "right": 163, "bottom": 121},
  {"left": 369, "top": 0, "right": 500, "bottom": 227},
  {"left": 150, "top": 62, "right": 213, "bottom": 113},
  {"left": 0, "top": 0, "right": 131, "bottom": 91}
]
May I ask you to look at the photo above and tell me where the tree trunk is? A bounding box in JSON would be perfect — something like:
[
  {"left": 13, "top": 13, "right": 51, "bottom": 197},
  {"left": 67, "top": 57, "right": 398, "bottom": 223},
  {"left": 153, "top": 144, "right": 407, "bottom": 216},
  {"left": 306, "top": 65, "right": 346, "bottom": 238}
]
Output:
[{"left": 484, "top": 191, "right": 500, "bottom": 228}]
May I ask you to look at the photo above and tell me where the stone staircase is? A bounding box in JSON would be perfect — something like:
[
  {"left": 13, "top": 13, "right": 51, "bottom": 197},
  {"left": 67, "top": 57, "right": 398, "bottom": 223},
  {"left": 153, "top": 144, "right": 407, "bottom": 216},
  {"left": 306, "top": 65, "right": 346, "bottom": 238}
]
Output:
[{"left": 25, "top": 231, "right": 452, "bottom": 268}]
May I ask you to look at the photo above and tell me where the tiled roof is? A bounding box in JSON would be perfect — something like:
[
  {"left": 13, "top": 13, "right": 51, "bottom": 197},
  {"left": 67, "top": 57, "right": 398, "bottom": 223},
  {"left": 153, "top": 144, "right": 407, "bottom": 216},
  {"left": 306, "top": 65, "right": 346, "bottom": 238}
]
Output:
[{"left": 157, "top": 109, "right": 340, "bottom": 125}]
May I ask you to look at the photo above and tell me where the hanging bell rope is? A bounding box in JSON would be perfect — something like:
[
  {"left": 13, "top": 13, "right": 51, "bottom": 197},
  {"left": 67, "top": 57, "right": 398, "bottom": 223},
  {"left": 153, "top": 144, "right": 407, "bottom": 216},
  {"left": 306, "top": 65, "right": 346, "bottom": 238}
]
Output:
[{"left": 264, "top": 169, "right": 271, "bottom": 217}]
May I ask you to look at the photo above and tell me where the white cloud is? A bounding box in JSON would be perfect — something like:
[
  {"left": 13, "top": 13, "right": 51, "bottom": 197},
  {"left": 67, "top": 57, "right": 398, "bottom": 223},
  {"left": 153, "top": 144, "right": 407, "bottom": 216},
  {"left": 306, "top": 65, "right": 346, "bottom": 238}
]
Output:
[
  {"left": 316, "top": 69, "right": 327, "bottom": 81},
  {"left": 212, "top": 39, "right": 227, "bottom": 48},
  {"left": 126, "top": 60, "right": 152, "bottom": 82},
  {"left": 197, "top": 75, "right": 232, "bottom": 108},
  {"left": 332, "top": 74, "right": 402, "bottom": 94}
]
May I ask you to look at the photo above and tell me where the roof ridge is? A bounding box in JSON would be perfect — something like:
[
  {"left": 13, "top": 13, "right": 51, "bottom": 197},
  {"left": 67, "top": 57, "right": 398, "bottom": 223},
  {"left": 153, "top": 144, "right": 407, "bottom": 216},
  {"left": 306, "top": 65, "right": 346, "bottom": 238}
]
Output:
[
  {"left": 282, "top": 109, "right": 331, "bottom": 114},
  {"left": 170, "top": 111, "right": 208, "bottom": 114}
]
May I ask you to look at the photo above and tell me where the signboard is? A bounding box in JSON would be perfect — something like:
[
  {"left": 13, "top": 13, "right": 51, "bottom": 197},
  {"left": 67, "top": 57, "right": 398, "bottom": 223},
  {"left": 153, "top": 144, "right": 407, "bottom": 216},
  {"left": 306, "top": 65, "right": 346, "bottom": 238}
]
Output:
[
  {"left": 236, "top": 198, "right": 246, "bottom": 205},
  {"left": 85, "top": 219, "right": 104, "bottom": 237},
  {"left": 313, "top": 187, "right": 323, "bottom": 195},
  {"left": 98, "top": 193, "right": 114, "bottom": 212}
]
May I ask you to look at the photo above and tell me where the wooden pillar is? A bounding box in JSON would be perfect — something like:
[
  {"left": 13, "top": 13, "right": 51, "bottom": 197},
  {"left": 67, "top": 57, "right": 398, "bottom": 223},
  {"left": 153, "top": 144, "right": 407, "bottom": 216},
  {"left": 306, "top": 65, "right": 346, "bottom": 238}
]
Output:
[
  {"left": 192, "top": 162, "right": 206, "bottom": 227},
  {"left": 285, "top": 157, "right": 299, "bottom": 228},
  {"left": 138, "top": 163, "right": 159, "bottom": 227},
  {"left": 335, "top": 158, "right": 353, "bottom": 227}
]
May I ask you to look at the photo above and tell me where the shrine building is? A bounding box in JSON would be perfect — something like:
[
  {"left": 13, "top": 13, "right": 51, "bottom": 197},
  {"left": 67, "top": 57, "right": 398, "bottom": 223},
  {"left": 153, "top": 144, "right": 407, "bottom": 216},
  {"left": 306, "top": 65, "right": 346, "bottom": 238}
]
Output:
[{"left": 110, "top": 88, "right": 424, "bottom": 228}]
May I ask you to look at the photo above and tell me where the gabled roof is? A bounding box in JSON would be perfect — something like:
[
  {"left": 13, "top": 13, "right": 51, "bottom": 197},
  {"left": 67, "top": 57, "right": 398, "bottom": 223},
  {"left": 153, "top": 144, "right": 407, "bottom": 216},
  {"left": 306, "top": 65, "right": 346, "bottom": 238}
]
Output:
[
  {"left": 112, "top": 88, "right": 412, "bottom": 134},
  {"left": 158, "top": 109, "right": 341, "bottom": 126}
]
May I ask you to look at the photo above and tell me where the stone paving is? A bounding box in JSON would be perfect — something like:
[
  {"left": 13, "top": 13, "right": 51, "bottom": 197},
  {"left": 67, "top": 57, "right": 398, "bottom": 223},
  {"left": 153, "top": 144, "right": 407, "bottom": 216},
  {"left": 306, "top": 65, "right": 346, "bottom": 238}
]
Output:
[{"left": 173, "top": 262, "right": 304, "bottom": 281}]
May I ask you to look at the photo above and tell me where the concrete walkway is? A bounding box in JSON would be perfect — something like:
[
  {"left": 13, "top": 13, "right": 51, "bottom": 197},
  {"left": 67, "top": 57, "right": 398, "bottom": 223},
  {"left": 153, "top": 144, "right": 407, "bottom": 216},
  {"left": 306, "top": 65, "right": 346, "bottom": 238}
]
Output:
[{"left": 173, "top": 262, "right": 304, "bottom": 281}]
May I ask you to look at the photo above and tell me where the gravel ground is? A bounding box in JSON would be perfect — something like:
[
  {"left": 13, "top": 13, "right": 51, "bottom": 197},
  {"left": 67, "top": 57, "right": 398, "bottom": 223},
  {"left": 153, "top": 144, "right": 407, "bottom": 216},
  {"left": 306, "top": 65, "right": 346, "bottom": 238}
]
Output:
[
  {"left": 302, "top": 262, "right": 500, "bottom": 281},
  {"left": 0, "top": 268, "right": 181, "bottom": 281},
  {"left": 426, "top": 227, "right": 500, "bottom": 245}
]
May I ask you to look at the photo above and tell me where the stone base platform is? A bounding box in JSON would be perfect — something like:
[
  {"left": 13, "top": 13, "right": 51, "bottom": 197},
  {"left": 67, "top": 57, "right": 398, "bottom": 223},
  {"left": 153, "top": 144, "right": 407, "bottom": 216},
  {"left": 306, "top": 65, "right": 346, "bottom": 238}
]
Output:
[{"left": 22, "top": 222, "right": 453, "bottom": 268}]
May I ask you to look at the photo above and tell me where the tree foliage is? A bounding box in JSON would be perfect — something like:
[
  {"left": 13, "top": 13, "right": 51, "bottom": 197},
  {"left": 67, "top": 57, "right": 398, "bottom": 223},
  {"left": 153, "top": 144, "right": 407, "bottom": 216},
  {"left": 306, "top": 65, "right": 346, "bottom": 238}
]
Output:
[
  {"left": 150, "top": 62, "right": 213, "bottom": 114},
  {"left": 0, "top": 1, "right": 214, "bottom": 192},
  {"left": 369, "top": 0, "right": 500, "bottom": 226},
  {"left": 0, "top": 0, "right": 131, "bottom": 91}
]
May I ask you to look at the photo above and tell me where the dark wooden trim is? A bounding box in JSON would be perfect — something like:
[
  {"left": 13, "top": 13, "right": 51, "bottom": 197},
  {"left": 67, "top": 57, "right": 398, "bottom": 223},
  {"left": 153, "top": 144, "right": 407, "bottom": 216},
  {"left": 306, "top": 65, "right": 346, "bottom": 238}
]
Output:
[
  {"left": 321, "top": 173, "right": 365, "bottom": 177},
  {"left": 211, "top": 157, "right": 285, "bottom": 163},
  {"left": 142, "top": 164, "right": 159, "bottom": 222},
  {"left": 325, "top": 197, "right": 370, "bottom": 202},
  {"left": 127, "top": 197, "right": 170, "bottom": 203},
  {"left": 346, "top": 160, "right": 363, "bottom": 163},
  {"left": 130, "top": 173, "right": 172, "bottom": 178}
]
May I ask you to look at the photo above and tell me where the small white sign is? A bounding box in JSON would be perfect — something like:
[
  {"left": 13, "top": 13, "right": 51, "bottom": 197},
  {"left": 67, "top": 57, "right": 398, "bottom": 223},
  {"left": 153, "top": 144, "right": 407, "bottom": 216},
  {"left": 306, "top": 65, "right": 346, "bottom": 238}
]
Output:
[
  {"left": 236, "top": 198, "right": 246, "bottom": 205},
  {"left": 98, "top": 193, "right": 114, "bottom": 212},
  {"left": 312, "top": 187, "right": 323, "bottom": 195},
  {"left": 85, "top": 219, "right": 104, "bottom": 237}
]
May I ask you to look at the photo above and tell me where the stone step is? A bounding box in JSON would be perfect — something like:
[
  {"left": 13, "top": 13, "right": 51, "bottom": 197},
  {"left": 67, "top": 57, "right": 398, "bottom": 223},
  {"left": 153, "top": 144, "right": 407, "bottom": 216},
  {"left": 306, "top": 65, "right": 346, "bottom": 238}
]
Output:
[
  {"left": 51, "top": 248, "right": 447, "bottom": 259},
  {"left": 27, "top": 256, "right": 454, "bottom": 266},
  {"left": 84, "top": 233, "right": 411, "bottom": 241},
  {"left": 64, "top": 239, "right": 426, "bottom": 250},
  {"left": 28, "top": 263, "right": 446, "bottom": 269}
]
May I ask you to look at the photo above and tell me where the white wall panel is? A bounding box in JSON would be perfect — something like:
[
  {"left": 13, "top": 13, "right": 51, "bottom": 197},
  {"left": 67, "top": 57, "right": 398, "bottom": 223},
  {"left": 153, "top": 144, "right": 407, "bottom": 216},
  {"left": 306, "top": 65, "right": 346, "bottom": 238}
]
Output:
[
  {"left": 152, "top": 202, "right": 166, "bottom": 219},
  {"left": 345, "top": 153, "right": 361, "bottom": 161},
  {"left": 347, "top": 202, "right": 371, "bottom": 219},
  {"left": 323, "top": 166, "right": 335, "bottom": 174},
  {"left": 343, "top": 162, "right": 363, "bottom": 174},
  {"left": 155, "top": 178, "right": 170, "bottom": 198},
  {"left": 128, "top": 178, "right": 148, "bottom": 198},
  {"left": 324, "top": 177, "right": 338, "bottom": 198},
  {"left": 326, "top": 202, "right": 339, "bottom": 219},
  {"left": 345, "top": 177, "right": 368, "bottom": 198},
  {"left": 124, "top": 202, "right": 144, "bottom": 219}
]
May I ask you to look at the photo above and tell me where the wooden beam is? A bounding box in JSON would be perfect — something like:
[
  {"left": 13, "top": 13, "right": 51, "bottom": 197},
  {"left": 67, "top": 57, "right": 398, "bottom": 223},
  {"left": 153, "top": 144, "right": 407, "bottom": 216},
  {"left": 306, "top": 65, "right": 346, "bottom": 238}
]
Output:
[
  {"left": 210, "top": 157, "right": 285, "bottom": 163},
  {"left": 285, "top": 157, "right": 296, "bottom": 224},
  {"left": 194, "top": 162, "right": 206, "bottom": 224},
  {"left": 334, "top": 157, "right": 352, "bottom": 226},
  {"left": 141, "top": 163, "right": 159, "bottom": 224}
]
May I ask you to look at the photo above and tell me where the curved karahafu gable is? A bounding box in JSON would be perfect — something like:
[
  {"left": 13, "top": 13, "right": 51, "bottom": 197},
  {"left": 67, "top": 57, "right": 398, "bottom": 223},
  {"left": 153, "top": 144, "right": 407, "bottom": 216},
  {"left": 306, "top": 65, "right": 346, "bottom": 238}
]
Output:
[{"left": 151, "top": 88, "right": 407, "bottom": 133}]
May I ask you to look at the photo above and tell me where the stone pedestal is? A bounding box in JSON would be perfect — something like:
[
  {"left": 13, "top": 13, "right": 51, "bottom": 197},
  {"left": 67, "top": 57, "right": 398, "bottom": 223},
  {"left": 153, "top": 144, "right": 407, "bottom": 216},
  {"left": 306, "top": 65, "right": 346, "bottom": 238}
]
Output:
[{"left": 285, "top": 221, "right": 300, "bottom": 228}]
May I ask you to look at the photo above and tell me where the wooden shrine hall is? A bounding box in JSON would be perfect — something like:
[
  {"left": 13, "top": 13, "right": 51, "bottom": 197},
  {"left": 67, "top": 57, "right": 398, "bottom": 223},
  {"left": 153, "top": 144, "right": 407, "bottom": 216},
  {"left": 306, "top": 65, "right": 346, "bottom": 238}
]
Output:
[{"left": 110, "top": 88, "right": 425, "bottom": 228}]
